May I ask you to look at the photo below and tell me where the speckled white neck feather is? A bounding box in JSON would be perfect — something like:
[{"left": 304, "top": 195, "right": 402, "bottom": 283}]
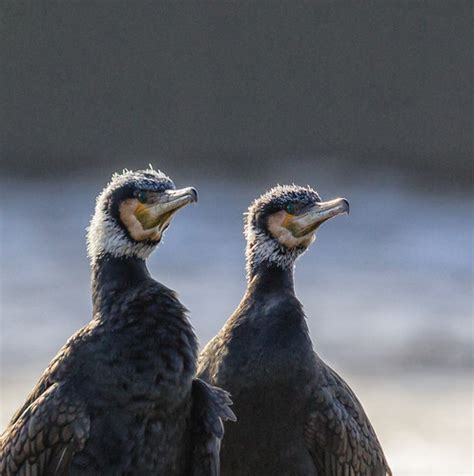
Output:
[
  {"left": 243, "top": 184, "right": 321, "bottom": 280},
  {"left": 244, "top": 224, "right": 309, "bottom": 280},
  {"left": 87, "top": 202, "right": 157, "bottom": 262},
  {"left": 86, "top": 168, "right": 172, "bottom": 263}
]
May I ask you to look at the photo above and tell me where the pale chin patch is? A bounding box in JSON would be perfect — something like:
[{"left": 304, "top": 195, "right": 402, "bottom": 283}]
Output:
[
  {"left": 244, "top": 222, "right": 312, "bottom": 280},
  {"left": 267, "top": 211, "right": 315, "bottom": 249},
  {"left": 87, "top": 210, "right": 158, "bottom": 263},
  {"left": 119, "top": 199, "right": 162, "bottom": 242}
]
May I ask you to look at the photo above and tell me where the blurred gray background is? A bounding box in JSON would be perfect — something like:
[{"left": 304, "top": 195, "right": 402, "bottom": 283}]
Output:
[{"left": 1, "top": 2, "right": 472, "bottom": 475}]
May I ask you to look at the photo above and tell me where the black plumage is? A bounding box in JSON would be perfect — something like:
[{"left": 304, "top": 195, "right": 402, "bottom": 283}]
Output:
[
  {"left": 0, "top": 169, "right": 234, "bottom": 475},
  {"left": 198, "top": 185, "right": 391, "bottom": 476}
]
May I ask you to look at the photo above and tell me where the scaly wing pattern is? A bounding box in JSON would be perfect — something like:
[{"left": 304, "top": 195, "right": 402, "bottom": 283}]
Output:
[
  {"left": 0, "top": 383, "right": 90, "bottom": 475},
  {"left": 305, "top": 366, "right": 391, "bottom": 476}
]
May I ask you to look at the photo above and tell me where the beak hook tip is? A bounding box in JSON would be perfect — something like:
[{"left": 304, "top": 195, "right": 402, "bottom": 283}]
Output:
[
  {"left": 342, "top": 198, "right": 350, "bottom": 215},
  {"left": 189, "top": 187, "right": 198, "bottom": 203}
]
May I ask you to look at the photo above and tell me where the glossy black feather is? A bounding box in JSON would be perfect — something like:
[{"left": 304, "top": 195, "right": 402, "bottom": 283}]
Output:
[
  {"left": 2, "top": 169, "right": 234, "bottom": 475},
  {"left": 1, "top": 255, "right": 232, "bottom": 475},
  {"left": 198, "top": 261, "right": 391, "bottom": 476}
]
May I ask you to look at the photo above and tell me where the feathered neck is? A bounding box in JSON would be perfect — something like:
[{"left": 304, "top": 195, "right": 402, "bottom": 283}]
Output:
[
  {"left": 246, "top": 260, "right": 296, "bottom": 296},
  {"left": 91, "top": 254, "right": 151, "bottom": 315},
  {"left": 245, "top": 226, "right": 306, "bottom": 282}
]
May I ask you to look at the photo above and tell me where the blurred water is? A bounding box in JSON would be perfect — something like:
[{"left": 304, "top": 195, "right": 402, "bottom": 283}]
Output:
[{"left": 0, "top": 176, "right": 472, "bottom": 475}]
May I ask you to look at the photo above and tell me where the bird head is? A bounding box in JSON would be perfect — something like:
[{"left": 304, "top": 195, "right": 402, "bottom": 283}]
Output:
[
  {"left": 87, "top": 168, "right": 198, "bottom": 261},
  {"left": 244, "top": 185, "right": 349, "bottom": 277}
]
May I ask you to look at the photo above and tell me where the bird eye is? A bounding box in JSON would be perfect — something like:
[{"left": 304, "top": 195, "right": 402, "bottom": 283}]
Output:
[
  {"left": 136, "top": 191, "right": 147, "bottom": 203},
  {"left": 286, "top": 203, "right": 296, "bottom": 214}
]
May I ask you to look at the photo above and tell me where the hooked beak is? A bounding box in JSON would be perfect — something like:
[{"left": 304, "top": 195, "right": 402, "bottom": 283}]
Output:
[
  {"left": 287, "top": 198, "right": 349, "bottom": 238},
  {"left": 135, "top": 187, "right": 198, "bottom": 230}
]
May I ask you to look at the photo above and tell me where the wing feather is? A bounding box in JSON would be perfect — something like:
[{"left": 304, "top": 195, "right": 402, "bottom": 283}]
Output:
[
  {"left": 190, "top": 378, "right": 236, "bottom": 476},
  {"left": 0, "top": 383, "right": 90, "bottom": 475},
  {"left": 305, "top": 366, "right": 391, "bottom": 476}
]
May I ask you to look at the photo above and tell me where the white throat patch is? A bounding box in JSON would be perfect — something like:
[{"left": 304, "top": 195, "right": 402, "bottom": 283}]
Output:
[
  {"left": 243, "top": 184, "right": 321, "bottom": 280},
  {"left": 244, "top": 225, "right": 310, "bottom": 280},
  {"left": 87, "top": 205, "right": 157, "bottom": 263},
  {"left": 86, "top": 167, "right": 175, "bottom": 263}
]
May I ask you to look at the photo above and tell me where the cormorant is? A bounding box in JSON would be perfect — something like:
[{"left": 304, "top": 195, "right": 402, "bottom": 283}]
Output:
[
  {"left": 0, "top": 168, "right": 235, "bottom": 475},
  {"left": 198, "top": 185, "right": 391, "bottom": 476}
]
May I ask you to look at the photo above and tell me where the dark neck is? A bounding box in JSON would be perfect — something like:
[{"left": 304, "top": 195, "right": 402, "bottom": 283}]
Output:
[
  {"left": 91, "top": 254, "right": 151, "bottom": 314},
  {"left": 247, "top": 262, "right": 295, "bottom": 296}
]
